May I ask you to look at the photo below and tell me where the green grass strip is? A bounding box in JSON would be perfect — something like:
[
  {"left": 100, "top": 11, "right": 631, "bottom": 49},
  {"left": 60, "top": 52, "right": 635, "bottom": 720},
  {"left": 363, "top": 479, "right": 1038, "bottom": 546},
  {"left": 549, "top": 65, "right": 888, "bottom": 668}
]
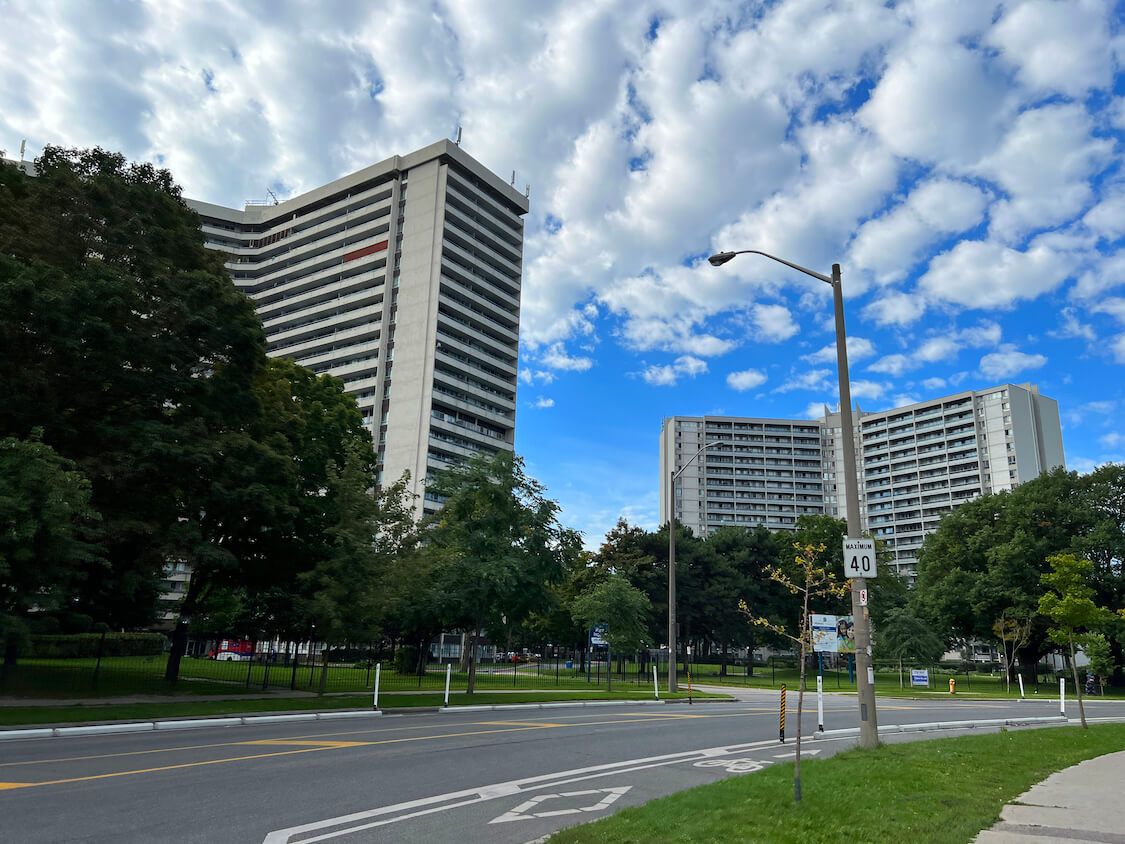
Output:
[
  {"left": 0, "top": 689, "right": 720, "bottom": 727},
  {"left": 550, "top": 724, "right": 1125, "bottom": 844}
]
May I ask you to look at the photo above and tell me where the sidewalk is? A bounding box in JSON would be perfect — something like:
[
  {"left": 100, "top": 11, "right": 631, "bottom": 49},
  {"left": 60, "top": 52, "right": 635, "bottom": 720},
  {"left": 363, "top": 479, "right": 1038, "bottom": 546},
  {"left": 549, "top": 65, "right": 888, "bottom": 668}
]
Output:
[{"left": 975, "top": 750, "right": 1125, "bottom": 843}]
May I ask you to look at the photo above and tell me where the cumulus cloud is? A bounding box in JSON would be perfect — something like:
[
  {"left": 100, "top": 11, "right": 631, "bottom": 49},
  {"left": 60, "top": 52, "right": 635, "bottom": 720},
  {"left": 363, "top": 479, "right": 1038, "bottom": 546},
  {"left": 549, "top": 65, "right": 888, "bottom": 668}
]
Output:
[
  {"left": 749, "top": 303, "right": 799, "bottom": 343},
  {"left": 979, "top": 345, "right": 1048, "bottom": 379},
  {"left": 868, "top": 354, "right": 913, "bottom": 376},
  {"left": 802, "top": 336, "right": 875, "bottom": 364},
  {"left": 775, "top": 368, "right": 834, "bottom": 393},
  {"left": 539, "top": 342, "right": 594, "bottom": 372},
  {"left": 726, "top": 368, "right": 767, "bottom": 392},
  {"left": 534, "top": 397, "right": 555, "bottom": 408},
  {"left": 639, "top": 355, "right": 707, "bottom": 386},
  {"left": 919, "top": 242, "right": 1070, "bottom": 309},
  {"left": 863, "top": 291, "right": 927, "bottom": 326}
]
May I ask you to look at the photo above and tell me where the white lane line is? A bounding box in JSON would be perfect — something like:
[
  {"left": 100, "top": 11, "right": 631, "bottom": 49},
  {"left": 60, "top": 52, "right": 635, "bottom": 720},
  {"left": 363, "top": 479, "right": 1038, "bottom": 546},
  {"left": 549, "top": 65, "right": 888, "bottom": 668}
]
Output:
[
  {"left": 490, "top": 786, "right": 631, "bottom": 824},
  {"left": 262, "top": 736, "right": 851, "bottom": 843}
]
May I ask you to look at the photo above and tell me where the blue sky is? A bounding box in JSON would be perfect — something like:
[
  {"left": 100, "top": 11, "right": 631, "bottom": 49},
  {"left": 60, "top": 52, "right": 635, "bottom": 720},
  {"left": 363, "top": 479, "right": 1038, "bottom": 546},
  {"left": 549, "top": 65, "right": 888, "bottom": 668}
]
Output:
[{"left": 2, "top": 0, "right": 1124, "bottom": 547}]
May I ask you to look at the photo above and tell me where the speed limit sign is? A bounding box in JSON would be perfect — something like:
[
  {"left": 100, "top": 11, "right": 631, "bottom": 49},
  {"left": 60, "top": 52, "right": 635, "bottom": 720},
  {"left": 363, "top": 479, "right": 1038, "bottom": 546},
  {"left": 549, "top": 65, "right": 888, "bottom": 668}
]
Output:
[{"left": 843, "top": 538, "right": 877, "bottom": 578}]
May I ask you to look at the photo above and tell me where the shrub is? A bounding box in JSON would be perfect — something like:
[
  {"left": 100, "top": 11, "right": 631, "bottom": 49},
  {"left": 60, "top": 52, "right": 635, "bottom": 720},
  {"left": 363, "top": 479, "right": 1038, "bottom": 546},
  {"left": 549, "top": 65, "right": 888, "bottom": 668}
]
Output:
[
  {"left": 394, "top": 646, "right": 418, "bottom": 674},
  {"left": 30, "top": 633, "right": 166, "bottom": 658}
]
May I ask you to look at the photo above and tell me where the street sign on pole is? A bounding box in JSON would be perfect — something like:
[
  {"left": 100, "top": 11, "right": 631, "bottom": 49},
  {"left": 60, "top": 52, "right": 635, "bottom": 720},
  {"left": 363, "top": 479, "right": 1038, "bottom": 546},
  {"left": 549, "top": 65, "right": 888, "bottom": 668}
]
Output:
[
  {"left": 843, "top": 538, "right": 877, "bottom": 578},
  {"left": 859, "top": 588, "right": 868, "bottom": 606}
]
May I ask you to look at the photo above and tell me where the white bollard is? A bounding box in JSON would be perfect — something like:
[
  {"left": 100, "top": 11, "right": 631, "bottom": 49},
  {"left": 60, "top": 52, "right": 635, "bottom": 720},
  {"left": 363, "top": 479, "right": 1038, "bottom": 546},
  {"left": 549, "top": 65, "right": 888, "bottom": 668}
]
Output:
[
  {"left": 373, "top": 663, "right": 381, "bottom": 710},
  {"left": 817, "top": 674, "right": 824, "bottom": 732},
  {"left": 444, "top": 662, "right": 452, "bottom": 707},
  {"left": 1060, "top": 676, "right": 1066, "bottom": 716},
  {"left": 1017, "top": 673, "right": 1025, "bottom": 699},
  {"left": 653, "top": 663, "right": 659, "bottom": 699}
]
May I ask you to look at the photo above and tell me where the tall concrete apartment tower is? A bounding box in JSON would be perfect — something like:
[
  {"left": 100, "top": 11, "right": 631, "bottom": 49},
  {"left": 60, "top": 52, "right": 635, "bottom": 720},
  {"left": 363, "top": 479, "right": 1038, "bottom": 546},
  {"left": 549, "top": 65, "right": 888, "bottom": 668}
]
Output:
[
  {"left": 659, "top": 383, "right": 1064, "bottom": 582},
  {"left": 187, "top": 140, "right": 528, "bottom": 514}
]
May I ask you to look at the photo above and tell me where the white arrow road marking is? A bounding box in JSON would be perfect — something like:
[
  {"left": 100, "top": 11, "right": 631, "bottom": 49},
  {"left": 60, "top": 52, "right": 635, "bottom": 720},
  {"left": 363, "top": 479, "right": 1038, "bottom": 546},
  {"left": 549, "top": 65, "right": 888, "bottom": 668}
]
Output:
[
  {"left": 262, "top": 735, "right": 856, "bottom": 843},
  {"left": 490, "top": 786, "right": 632, "bottom": 824}
]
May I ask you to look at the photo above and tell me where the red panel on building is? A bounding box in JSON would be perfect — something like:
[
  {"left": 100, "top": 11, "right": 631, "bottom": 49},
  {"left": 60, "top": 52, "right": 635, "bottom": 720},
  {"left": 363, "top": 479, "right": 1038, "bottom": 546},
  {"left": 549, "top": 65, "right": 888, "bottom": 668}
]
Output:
[{"left": 342, "top": 240, "right": 388, "bottom": 262}]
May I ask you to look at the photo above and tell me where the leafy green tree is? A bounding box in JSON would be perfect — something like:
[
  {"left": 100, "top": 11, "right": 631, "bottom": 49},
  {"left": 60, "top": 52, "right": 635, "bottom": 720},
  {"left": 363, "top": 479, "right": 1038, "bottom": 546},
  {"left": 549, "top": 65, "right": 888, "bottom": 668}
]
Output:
[
  {"left": 0, "top": 433, "right": 101, "bottom": 665},
  {"left": 0, "top": 150, "right": 266, "bottom": 629},
  {"left": 1038, "top": 553, "right": 1116, "bottom": 728},
  {"left": 420, "top": 451, "right": 582, "bottom": 693},
  {"left": 911, "top": 468, "right": 1117, "bottom": 668},
  {"left": 875, "top": 607, "right": 947, "bottom": 688},
  {"left": 570, "top": 574, "right": 653, "bottom": 656},
  {"left": 1083, "top": 633, "right": 1115, "bottom": 696}
]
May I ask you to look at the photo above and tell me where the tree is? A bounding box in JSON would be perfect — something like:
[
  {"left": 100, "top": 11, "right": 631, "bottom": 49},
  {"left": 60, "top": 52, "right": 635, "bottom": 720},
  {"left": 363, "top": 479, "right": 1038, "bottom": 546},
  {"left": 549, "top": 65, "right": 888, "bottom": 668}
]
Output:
[
  {"left": 911, "top": 468, "right": 1117, "bottom": 668},
  {"left": 570, "top": 574, "right": 653, "bottom": 690},
  {"left": 0, "top": 150, "right": 266, "bottom": 629},
  {"left": 993, "top": 609, "right": 1034, "bottom": 693},
  {"left": 0, "top": 433, "right": 101, "bottom": 666},
  {"left": 421, "top": 451, "right": 582, "bottom": 693},
  {"left": 741, "top": 543, "right": 849, "bottom": 803},
  {"left": 1038, "top": 554, "right": 1115, "bottom": 728},
  {"left": 1083, "top": 633, "right": 1115, "bottom": 696},
  {"left": 876, "top": 607, "right": 946, "bottom": 688}
]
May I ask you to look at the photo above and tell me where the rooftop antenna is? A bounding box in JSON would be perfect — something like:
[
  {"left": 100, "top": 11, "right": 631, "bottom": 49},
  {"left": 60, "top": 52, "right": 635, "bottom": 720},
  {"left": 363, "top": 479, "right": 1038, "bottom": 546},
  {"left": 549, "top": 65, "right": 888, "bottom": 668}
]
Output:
[
  {"left": 525, "top": 183, "right": 530, "bottom": 198},
  {"left": 19, "top": 139, "right": 26, "bottom": 162},
  {"left": 455, "top": 126, "right": 462, "bottom": 146},
  {"left": 266, "top": 187, "right": 279, "bottom": 205},
  {"left": 510, "top": 170, "right": 516, "bottom": 186}
]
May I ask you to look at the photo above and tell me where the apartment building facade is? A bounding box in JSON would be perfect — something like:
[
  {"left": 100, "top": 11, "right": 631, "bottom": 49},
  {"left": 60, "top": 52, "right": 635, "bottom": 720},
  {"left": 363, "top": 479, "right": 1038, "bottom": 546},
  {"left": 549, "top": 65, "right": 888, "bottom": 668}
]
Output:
[
  {"left": 660, "top": 383, "right": 1065, "bottom": 580},
  {"left": 659, "top": 415, "right": 827, "bottom": 537},
  {"left": 186, "top": 140, "right": 528, "bottom": 514}
]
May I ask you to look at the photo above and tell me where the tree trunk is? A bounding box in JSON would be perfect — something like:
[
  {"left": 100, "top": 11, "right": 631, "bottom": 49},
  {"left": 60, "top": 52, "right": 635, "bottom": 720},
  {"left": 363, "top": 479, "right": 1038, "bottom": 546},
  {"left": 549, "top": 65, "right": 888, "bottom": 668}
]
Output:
[
  {"left": 1069, "top": 634, "right": 1087, "bottom": 729},
  {"left": 795, "top": 603, "right": 808, "bottom": 804},
  {"left": 466, "top": 627, "right": 480, "bottom": 694},
  {"left": 164, "top": 573, "right": 206, "bottom": 683},
  {"left": 459, "top": 631, "right": 471, "bottom": 673},
  {"left": 318, "top": 648, "right": 329, "bottom": 695},
  {"left": 899, "top": 657, "right": 903, "bottom": 689}
]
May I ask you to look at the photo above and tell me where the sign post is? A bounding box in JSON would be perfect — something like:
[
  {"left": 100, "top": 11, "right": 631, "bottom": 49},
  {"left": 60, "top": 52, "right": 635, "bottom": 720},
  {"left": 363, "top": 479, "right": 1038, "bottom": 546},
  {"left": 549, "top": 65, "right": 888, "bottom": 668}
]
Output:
[
  {"left": 444, "top": 662, "right": 452, "bottom": 707},
  {"left": 1017, "top": 673, "right": 1025, "bottom": 699},
  {"left": 779, "top": 683, "right": 786, "bottom": 743},
  {"left": 372, "top": 662, "right": 381, "bottom": 710},
  {"left": 816, "top": 675, "right": 824, "bottom": 732},
  {"left": 1060, "top": 676, "right": 1066, "bottom": 716}
]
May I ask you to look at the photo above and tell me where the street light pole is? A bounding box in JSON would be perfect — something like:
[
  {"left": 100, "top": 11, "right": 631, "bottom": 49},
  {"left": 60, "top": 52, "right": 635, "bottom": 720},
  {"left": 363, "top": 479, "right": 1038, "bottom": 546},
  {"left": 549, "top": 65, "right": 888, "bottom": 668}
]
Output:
[
  {"left": 708, "top": 250, "right": 879, "bottom": 748},
  {"left": 668, "top": 440, "right": 722, "bottom": 694}
]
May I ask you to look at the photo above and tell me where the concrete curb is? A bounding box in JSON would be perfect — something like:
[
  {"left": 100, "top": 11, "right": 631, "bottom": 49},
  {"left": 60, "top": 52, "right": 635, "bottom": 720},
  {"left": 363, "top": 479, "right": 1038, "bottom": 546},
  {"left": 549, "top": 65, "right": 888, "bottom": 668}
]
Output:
[
  {"left": 810, "top": 715, "right": 1068, "bottom": 740},
  {"left": 0, "top": 709, "right": 384, "bottom": 740},
  {"left": 439, "top": 698, "right": 734, "bottom": 713}
]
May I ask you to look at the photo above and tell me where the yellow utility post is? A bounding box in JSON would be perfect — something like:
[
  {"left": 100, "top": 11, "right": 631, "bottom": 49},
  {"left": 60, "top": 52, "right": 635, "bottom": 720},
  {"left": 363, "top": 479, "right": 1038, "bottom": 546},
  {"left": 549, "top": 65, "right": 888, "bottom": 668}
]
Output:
[{"left": 779, "top": 683, "right": 787, "bottom": 742}]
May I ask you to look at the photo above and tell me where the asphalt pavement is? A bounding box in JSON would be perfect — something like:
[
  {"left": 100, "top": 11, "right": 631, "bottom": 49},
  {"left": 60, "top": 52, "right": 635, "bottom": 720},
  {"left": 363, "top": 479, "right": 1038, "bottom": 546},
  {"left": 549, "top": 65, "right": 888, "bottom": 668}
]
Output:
[{"left": 2, "top": 691, "right": 1124, "bottom": 843}]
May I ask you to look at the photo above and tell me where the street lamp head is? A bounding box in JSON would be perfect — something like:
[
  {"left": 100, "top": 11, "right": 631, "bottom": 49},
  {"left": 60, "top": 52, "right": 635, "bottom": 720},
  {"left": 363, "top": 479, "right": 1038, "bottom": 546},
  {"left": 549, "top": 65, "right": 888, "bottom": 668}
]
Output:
[{"left": 708, "top": 251, "right": 736, "bottom": 267}]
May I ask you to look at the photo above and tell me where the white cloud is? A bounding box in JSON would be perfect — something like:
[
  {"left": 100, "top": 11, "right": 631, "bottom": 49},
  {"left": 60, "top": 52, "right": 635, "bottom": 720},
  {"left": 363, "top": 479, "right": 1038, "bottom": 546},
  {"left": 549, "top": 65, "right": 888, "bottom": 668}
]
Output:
[
  {"left": 803, "top": 401, "right": 830, "bottom": 420},
  {"left": 915, "top": 337, "right": 960, "bottom": 363},
  {"left": 639, "top": 355, "right": 707, "bottom": 386},
  {"left": 802, "top": 336, "right": 875, "bottom": 365},
  {"left": 863, "top": 290, "right": 927, "bottom": 326},
  {"left": 726, "top": 368, "right": 767, "bottom": 392},
  {"left": 1112, "top": 334, "right": 1125, "bottom": 364},
  {"left": 849, "top": 178, "right": 990, "bottom": 284},
  {"left": 850, "top": 380, "right": 886, "bottom": 400},
  {"left": 859, "top": 42, "right": 1010, "bottom": 168},
  {"left": 1100, "top": 432, "right": 1123, "bottom": 448},
  {"left": 539, "top": 342, "right": 594, "bottom": 372},
  {"left": 1048, "top": 308, "right": 1097, "bottom": 342},
  {"left": 868, "top": 354, "right": 914, "bottom": 376},
  {"left": 775, "top": 368, "right": 834, "bottom": 393},
  {"left": 921, "top": 377, "right": 947, "bottom": 391},
  {"left": 987, "top": 0, "right": 1114, "bottom": 97},
  {"left": 919, "top": 242, "right": 1070, "bottom": 309},
  {"left": 979, "top": 345, "right": 1048, "bottom": 379},
  {"left": 534, "top": 397, "right": 555, "bottom": 408},
  {"left": 749, "top": 303, "right": 799, "bottom": 343},
  {"left": 977, "top": 103, "right": 1113, "bottom": 242}
]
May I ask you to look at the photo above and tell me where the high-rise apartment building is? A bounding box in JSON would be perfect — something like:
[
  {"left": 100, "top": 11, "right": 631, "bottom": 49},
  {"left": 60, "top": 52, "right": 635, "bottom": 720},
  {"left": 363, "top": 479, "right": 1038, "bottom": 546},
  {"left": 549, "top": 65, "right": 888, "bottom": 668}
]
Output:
[
  {"left": 187, "top": 140, "right": 528, "bottom": 513},
  {"left": 659, "top": 416, "right": 827, "bottom": 536},
  {"left": 660, "top": 383, "right": 1065, "bottom": 581}
]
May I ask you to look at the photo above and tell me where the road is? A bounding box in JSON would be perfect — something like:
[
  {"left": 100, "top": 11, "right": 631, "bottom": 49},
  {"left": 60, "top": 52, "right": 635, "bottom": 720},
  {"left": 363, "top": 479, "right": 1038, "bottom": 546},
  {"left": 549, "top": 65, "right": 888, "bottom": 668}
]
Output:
[{"left": 2, "top": 691, "right": 1123, "bottom": 843}]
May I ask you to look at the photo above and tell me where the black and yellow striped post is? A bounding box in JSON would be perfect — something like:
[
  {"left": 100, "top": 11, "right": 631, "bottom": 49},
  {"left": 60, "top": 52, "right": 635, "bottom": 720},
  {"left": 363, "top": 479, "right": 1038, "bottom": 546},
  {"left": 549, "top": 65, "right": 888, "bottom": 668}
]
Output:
[{"left": 779, "top": 683, "right": 786, "bottom": 743}]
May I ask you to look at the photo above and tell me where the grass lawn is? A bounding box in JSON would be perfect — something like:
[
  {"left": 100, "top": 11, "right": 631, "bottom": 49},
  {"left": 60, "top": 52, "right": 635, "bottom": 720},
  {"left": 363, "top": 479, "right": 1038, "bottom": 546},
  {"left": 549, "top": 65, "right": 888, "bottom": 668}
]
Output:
[
  {"left": 550, "top": 723, "right": 1125, "bottom": 844},
  {"left": 0, "top": 655, "right": 660, "bottom": 698},
  {"left": 694, "top": 664, "right": 1125, "bottom": 700},
  {"left": 0, "top": 688, "right": 721, "bottom": 727}
]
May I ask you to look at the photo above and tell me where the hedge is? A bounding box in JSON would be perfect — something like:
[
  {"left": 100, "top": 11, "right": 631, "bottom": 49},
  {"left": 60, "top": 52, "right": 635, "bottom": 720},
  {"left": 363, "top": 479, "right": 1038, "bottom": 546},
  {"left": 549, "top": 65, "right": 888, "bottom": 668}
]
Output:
[{"left": 30, "top": 633, "right": 167, "bottom": 658}]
